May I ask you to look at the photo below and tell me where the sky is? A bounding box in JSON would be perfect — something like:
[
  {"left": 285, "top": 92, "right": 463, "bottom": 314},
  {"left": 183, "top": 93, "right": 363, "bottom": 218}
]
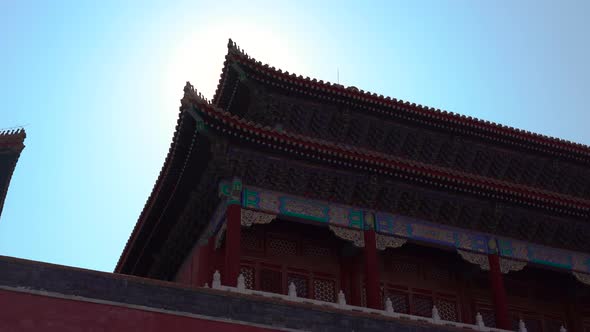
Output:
[{"left": 0, "top": 0, "right": 589, "bottom": 273}]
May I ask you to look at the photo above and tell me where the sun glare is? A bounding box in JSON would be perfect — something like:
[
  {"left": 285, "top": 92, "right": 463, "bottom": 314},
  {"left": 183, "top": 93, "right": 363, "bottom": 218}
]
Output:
[{"left": 162, "top": 19, "right": 310, "bottom": 107}]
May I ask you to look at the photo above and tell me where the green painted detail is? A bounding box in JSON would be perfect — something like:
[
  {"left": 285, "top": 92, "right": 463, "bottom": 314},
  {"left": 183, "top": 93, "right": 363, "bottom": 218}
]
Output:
[
  {"left": 218, "top": 183, "right": 230, "bottom": 197},
  {"left": 187, "top": 106, "right": 207, "bottom": 133},
  {"left": 529, "top": 258, "right": 571, "bottom": 269},
  {"left": 348, "top": 210, "right": 364, "bottom": 229},
  {"left": 242, "top": 188, "right": 259, "bottom": 209},
  {"left": 279, "top": 197, "right": 329, "bottom": 223},
  {"left": 497, "top": 239, "right": 513, "bottom": 257},
  {"left": 228, "top": 178, "right": 243, "bottom": 205},
  {"left": 231, "top": 63, "right": 248, "bottom": 82}
]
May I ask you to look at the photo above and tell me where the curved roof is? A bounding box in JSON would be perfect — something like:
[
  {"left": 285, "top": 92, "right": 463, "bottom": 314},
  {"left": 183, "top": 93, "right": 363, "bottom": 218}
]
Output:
[
  {"left": 116, "top": 40, "right": 590, "bottom": 276},
  {"left": 214, "top": 39, "right": 590, "bottom": 163},
  {"left": 186, "top": 86, "right": 590, "bottom": 216},
  {"left": 0, "top": 129, "right": 26, "bottom": 220}
]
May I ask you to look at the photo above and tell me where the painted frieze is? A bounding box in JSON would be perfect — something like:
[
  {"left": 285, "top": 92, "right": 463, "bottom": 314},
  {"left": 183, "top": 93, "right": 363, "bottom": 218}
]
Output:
[{"left": 216, "top": 181, "right": 590, "bottom": 275}]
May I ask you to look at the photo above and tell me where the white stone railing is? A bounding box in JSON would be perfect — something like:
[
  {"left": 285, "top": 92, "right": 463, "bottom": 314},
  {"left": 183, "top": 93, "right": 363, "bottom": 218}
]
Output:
[{"left": 205, "top": 271, "right": 567, "bottom": 332}]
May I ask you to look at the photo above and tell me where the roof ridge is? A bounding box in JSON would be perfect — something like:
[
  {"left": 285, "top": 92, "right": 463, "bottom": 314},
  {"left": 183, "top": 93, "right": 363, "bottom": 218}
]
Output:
[
  {"left": 219, "top": 39, "right": 590, "bottom": 157},
  {"left": 0, "top": 128, "right": 26, "bottom": 137}
]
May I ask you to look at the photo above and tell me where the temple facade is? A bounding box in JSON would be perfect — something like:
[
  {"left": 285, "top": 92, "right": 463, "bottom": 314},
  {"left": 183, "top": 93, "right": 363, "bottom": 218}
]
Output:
[{"left": 114, "top": 40, "right": 590, "bottom": 331}]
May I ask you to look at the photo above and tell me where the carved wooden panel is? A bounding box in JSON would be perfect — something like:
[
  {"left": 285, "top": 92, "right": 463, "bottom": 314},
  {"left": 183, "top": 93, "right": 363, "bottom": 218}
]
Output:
[
  {"left": 287, "top": 274, "right": 309, "bottom": 298},
  {"left": 268, "top": 237, "right": 297, "bottom": 256},
  {"left": 313, "top": 279, "right": 336, "bottom": 302},
  {"left": 260, "top": 268, "right": 282, "bottom": 294},
  {"left": 436, "top": 297, "right": 459, "bottom": 322},
  {"left": 413, "top": 294, "right": 434, "bottom": 317},
  {"left": 240, "top": 265, "right": 255, "bottom": 290}
]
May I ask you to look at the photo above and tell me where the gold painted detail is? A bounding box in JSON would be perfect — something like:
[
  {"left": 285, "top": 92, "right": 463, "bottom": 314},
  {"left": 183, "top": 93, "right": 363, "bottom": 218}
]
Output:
[
  {"left": 376, "top": 234, "right": 407, "bottom": 250},
  {"left": 329, "top": 225, "right": 364, "bottom": 247},
  {"left": 458, "top": 249, "right": 527, "bottom": 274},
  {"left": 241, "top": 209, "right": 276, "bottom": 227}
]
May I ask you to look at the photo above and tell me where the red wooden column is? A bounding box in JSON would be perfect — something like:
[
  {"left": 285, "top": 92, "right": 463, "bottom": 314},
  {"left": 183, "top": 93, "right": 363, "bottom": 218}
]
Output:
[
  {"left": 349, "top": 256, "right": 362, "bottom": 306},
  {"left": 223, "top": 203, "right": 241, "bottom": 286},
  {"left": 223, "top": 179, "right": 242, "bottom": 287},
  {"left": 196, "top": 237, "right": 215, "bottom": 287},
  {"left": 488, "top": 252, "right": 510, "bottom": 329},
  {"left": 363, "top": 213, "right": 381, "bottom": 309}
]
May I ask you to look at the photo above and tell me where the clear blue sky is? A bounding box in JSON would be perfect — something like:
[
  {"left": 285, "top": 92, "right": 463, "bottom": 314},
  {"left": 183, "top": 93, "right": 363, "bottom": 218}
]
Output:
[{"left": 1, "top": 1, "right": 589, "bottom": 273}]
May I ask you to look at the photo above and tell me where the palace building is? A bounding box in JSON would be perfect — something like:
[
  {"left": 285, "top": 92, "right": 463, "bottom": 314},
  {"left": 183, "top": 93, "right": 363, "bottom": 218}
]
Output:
[
  {"left": 112, "top": 40, "right": 590, "bottom": 330},
  {"left": 1, "top": 40, "right": 589, "bottom": 331}
]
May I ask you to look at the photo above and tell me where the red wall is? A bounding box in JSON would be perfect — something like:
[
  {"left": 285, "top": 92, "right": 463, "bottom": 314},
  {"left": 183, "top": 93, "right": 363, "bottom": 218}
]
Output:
[{"left": 0, "top": 289, "right": 281, "bottom": 332}]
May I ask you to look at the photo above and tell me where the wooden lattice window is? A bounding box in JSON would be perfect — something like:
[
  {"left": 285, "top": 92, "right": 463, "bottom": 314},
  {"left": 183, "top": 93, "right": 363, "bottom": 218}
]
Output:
[
  {"left": 429, "top": 266, "right": 451, "bottom": 282},
  {"left": 287, "top": 274, "right": 309, "bottom": 298},
  {"left": 480, "top": 309, "right": 496, "bottom": 328},
  {"left": 268, "top": 237, "right": 297, "bottom": 256},
  {"left": 239, "top": 265, "right": 255, "bottom": 290},
  {"left": 313, "top": 278, "right": 335, "bottom": 302},
  {"left": 435, "top": 297, "right": 458, "bottom": 322},
  {"left": 361, "top": 286, "right": 366, "bottom": 307},
  {"left": 303, "top": 242, "right": 332, "bottom": 258},
  {"left": 545, "top": 319, "right": 565, "bottom": 332},
  {"left": 390, "top": 261, "right": 419, "bottom": 275},
  {"left": 384, "top": 289, "right": 409, "bottom": 313},
  {"left": 260, "top": 268, "right": 282, "bottom": 294},
  {"left": 413, "top": 294, "right": 433, "bottom": 317},
  {"left": 523, "top": 317, "right": 543, "bottom": 332},
  {"left": 241, "top": 229, "right": 261, "bottom": 252}
]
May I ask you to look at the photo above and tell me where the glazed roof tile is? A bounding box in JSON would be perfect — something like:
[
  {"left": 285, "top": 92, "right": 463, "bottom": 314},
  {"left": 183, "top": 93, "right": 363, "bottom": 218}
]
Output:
[
  {"left": 214, "top": 39, "right": 590, "bottom": 161},
  {"left": 186, "top": 85, "right": 590, "bottom": 214}
]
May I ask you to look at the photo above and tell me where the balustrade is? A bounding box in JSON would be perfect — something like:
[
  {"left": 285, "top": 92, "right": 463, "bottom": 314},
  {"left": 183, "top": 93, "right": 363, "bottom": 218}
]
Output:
[{"left": 206, "top": 271, "right": 568, "bottom": 332}]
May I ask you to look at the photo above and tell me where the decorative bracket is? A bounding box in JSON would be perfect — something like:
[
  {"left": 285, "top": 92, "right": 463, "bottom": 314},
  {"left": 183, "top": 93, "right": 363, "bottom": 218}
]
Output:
[
  {"left": 241, "top": 209, "right": 276, "bottom": 227},
  {"left": 457, "top": 249, "right": 527, "bottom": 274},
  {"left": 573, "top": 271, "right": 590, "bottom": 286},
  {"left": 329, "top": 225, "right": 364, "bottom": 247},
  {"left": 499, "top": 258, "right": 527, "bottom": 274},
  {"left": 376, "top": 234, "right": 406, "bottom": 250},
  {"left": 458, "top": 249, "right": 490, "bottom": 270}
]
